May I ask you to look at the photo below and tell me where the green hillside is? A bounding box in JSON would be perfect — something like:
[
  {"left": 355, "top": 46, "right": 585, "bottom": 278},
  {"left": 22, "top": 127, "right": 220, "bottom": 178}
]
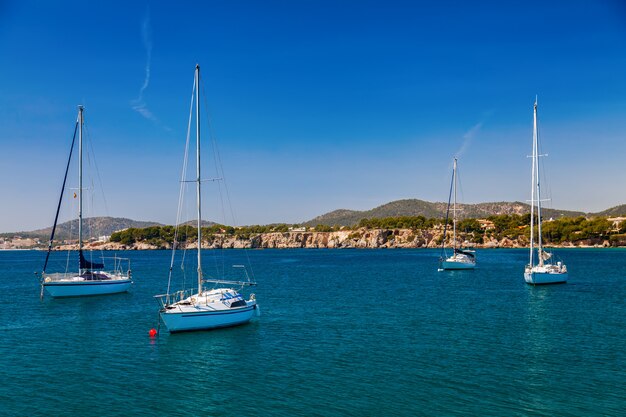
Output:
[
  {"left": 592, "top": 204, "right": 626, "bottom": 217},
  {"left": 1, "top": 217, "right": 164, "bottom": 241},
  {"left": 305, "top": 199, "right": 586, "bottom": 227}
]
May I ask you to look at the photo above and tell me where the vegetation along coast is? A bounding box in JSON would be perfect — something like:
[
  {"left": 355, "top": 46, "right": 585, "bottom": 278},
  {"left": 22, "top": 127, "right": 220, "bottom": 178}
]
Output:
[{"left": 3, "top": 200, "right": 625, "bottom": 250}]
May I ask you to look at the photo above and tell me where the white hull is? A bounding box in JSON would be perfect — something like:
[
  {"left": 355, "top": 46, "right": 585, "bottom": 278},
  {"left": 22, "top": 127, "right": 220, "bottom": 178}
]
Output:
[
  {"left": 440, "top": 259, "right": 476, "bottom": 270},
  {"left": 160, "top": 301, "right": 257, "bottom": 333},
  {"left": 524, "top": 268, "right": 568, "bottom": 285},
  {"left": 439, "top": 251, "right": 476, "bottom": 270},
  {"left": 43, "top": 277, "right": 132, "bottom": 297}
]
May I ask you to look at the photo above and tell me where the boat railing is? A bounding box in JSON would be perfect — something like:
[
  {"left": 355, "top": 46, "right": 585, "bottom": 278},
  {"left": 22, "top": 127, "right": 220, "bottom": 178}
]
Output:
[
  {"left": 203, "top": 278, "right": 257, "bottom": 287},
  {"left": 100, "top": 256, "right": 131, "bottom": 276},
  {"left": 201, "top": 264, "right": 257, "bottom": 287},
  {"left": 42, "top": 272, "right": 79, "bottom": 281},
  {"left": 154, "top": 289, "right": 193, "bottom": 308}
]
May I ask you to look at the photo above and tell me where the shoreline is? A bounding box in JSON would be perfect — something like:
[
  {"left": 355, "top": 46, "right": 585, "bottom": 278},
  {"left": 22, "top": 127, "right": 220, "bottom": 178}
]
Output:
[
  {"left": 35, "top": 228, "right": 622, "bottom": 250},
  {"left": 57, "top": 245, "right": 618, "bottom": 250}
]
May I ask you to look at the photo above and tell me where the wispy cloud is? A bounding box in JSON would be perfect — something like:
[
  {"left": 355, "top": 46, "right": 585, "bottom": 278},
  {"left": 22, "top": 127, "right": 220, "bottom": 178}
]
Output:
[
  {"left": 131, "top": 8, "right": 156, "bottom": 121},
  {"left": 454, "top": 109, "right": 495, "bottom": 159},
  {"left": 455, "top": 121, "right": 483, "bottom": 158}
]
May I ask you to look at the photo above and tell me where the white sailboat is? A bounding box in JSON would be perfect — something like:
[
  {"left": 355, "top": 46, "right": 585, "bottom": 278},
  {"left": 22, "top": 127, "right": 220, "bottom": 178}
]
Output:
[
  {"left": 154, "top": 65, "right": 258, "bottom": 333},
  {"left": 524, "top": 98, "right": 567, "bottom": 285},
  {"left": 439, "top": 158, "right": 476, "bottom": 270},
  {"left": 39, "top": 106, "right": 132, "bottom": 298}
]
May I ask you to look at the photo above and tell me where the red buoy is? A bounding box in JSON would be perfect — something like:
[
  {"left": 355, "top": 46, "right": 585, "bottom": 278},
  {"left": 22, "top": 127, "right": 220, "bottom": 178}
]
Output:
[{"left": 149, "top": 328, "right": 157, "bottom": 337}]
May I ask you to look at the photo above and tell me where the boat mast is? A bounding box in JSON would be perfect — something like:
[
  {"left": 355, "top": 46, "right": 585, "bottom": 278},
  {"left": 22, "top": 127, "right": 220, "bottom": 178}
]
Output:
[
  {"left": 529, "top": 100, "right": 537, "bottom": 268},
  {"left": 195, "top": 64, "right": 203, "bottom": 294},
  {"left": 534, "top": 98, "right": 544, "bottom": 266},
  {"left": 452, "top": 158, "right": 457, "bottom": 253},
  {"left": 78, "top": 105, "right": 84, "bottom": 272}
]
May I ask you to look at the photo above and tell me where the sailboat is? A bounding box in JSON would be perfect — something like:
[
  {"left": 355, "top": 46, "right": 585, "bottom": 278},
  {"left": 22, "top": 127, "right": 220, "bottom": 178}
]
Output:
[
  {"left": 39, "top": 106, "right": 132, "bottom": 298},
  {"left": 154, "top": 65, "right": 258, "bottom": 333},
  {"left": 524, "top": 98, "right": 567, "bottom": 285},
  {"left": 439, "top": 158, "right": 476, "bottom": 270}
]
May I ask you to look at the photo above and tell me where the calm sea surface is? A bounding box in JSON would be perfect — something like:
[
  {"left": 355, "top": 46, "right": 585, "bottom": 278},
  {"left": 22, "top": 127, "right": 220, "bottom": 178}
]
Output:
[{"left": 0, "top": 248, "right": 625, "bottom": 416}]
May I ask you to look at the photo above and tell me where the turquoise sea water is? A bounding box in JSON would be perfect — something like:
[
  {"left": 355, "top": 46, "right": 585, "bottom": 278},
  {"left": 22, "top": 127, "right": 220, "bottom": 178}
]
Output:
[{"left": 0, "top": 248, "right": 625, "bottom": 416}]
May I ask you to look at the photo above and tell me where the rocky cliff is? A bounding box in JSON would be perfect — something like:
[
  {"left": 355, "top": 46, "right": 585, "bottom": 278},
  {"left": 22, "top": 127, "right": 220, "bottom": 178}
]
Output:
[{"left": 55, "top": 228, "right": 614, "bottom": 250}]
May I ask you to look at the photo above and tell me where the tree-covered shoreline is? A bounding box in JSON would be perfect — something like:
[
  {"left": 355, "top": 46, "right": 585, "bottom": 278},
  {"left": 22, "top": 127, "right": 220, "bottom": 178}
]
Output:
[{"left": 108, "top": 214, "right": 626, "bottom": 248}]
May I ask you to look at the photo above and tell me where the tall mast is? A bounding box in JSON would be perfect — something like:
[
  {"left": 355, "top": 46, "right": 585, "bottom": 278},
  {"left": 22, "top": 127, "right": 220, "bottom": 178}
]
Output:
[
  {"left": 195, "top": 64, "right": 203, "bottom": 294},
  {"left": 78, "top": 105, "right": 84, "bottom": 271},
  {"left": 535, "top": 98, "right": 544, "bottom": 265},
  {"left": 452, "top": 158, "right": 457, "bottom": 252},
  {"left": 529, "top": 99, "right": 537, "bottom": 268}
]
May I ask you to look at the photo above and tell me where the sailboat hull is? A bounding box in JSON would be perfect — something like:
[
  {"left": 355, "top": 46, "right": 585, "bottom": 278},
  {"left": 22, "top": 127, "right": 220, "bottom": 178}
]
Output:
[
  {"left": 440, "top": 259, "right": 476, "bottom": 270},
  {"left": 160, "top": 304, "right": 257, "bottom": 333},
  {"left": 42, "top": 271, "right": 133, "bottom": 298},
  {"left": 524, "top": 271, "right": 568, "bottom": 285},
  {"left": 44, "top": 277, "right": 132, "bottom": 297}
]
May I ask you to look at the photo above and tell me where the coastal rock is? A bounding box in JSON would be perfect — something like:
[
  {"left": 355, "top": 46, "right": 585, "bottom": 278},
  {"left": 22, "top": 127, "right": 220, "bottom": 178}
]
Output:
[
  {"left": 43, "top": 228, "right": 624, "bottom": 250},
  {"left": 134, "top": 242, "right": 159, "bottom": 250},
  {"left": 483, "top": 238, "right": 499, "bottom": 248}
]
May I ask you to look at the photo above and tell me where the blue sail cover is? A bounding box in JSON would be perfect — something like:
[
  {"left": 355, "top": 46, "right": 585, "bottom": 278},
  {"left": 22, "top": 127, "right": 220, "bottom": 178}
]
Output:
[{"left": 79, "top": 250, "right": 105, "bottom": 270}]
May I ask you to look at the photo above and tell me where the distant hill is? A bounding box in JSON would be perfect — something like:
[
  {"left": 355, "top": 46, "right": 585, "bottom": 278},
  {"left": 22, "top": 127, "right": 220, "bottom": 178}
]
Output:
[
  {"left": 180, "top": 219, "right": 217, "bottom": 227},
  {"left": 592, "top": 204, "right": 626, "bottom": 217},
  {"left": 0, "top": 217, "right": 222, "bottom": 241},
  {"left": 304, "top": 199, "right": 586, "bottom": 227},
  {"left": 1, "top": 217, "right": 164, "bottom": 241},
  {"left": 3, "top": 202, "right": 621, "bottom": 239},
  {"left": 304, "top": 209, "right": 363, "bottom": 226}
]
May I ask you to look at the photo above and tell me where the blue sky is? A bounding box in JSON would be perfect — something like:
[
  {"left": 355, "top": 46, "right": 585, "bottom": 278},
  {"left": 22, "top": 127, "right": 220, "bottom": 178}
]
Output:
[{"left": 1, "top": 0, "right": 625, "bottom": 232}]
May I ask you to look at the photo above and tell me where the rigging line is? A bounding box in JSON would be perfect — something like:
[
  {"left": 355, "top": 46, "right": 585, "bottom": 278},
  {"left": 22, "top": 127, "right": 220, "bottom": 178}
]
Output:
[
  {"left": 42, "top": 121, "right": 79, "bottom": 274},
  {"left": 199, "top": 76, "right": 228, "bottom": 280},
  {"left": 180, "top": 183, "right": 191, "bottom": 292},
  {"left": 201, "top": 81, "right": 257, "bottom": 282},
  {"left": 199, "top": 81, "right": 220, "bottom": 184},
  {"left": 83, "top": 123, "right": 108, "bottom": 266},
  {"left": 83, "top": 145, "right": 95, "bottom": 263},
  {"left": 456, "top": 165, "right": 465, "bottom": 210},
  {"left": 537, "top": 122, "right": 553, "bottom": 210},
  {"left": 65, "top": 193, "right": 76, "bottom": 274},
  {"left": 84, "top": 123, "right": 110, "bottom": 217},
  {"left": 441, "top": 165, "right": 455, "bottom": 258},
  {"left": 216, "top": 185, "right": 227, "bottom": 279},
  {"left": 200, "top": 83, "right": 227, "bottom": 279},
  {"left": 180, "top": 183, "right": 190, "bottom": 291},
  {"left": 210, "top": 223, "right": 222, "bottom": 282},
  {"left": 168, "top": 75, "right": 196, "bottom": 296}
]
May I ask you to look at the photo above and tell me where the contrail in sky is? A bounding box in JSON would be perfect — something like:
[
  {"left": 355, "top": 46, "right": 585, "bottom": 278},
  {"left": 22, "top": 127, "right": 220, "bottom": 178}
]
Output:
[{"left": 132, "top": 9, "right": 156, "bottom": 121}]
